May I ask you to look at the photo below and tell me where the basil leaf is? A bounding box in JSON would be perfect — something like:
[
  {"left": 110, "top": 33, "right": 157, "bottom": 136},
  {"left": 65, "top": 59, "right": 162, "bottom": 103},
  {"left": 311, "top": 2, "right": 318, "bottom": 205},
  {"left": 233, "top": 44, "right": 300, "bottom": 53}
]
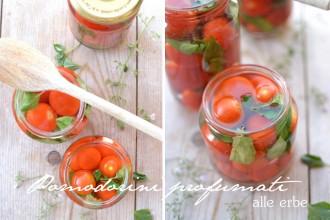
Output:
[
  {"left": 301, "top": 154, "right": 325, "bottom": 168},
  {"left": 241, "top": 15, "right": 273, "bottom": 32},
  {"left": 202, "top": 37, "right": 224, "bottom": 73},
  {"left": 261, "top": 110, "right": 281, "bottom": 121},
  {"left": 93, "top": 170, "right": 102, "bottom": 182},
  {"left": 114, "top": 167, "right": 128, "bottom": 181},
  {"left": 166, "top": 39, "right": 205, "bottom": 55},
  {"left": 56, "top": 116, "right": 74, "bottom": 130},
  {"left": 276, "top": 109, "right": 291, "bottom": 141},
  {"left": 308, "top": 202, "right": 330, "bottom": 220},
  {"left": 133, "top": 171, "right": 147, "bottom": 181},
  {"left": 63, "top": 58, "right": 80, "bottom": 71},
  {"left": 270, "top": 94, "right": 283, "bottom": 106},
  {"left": 267, "top": 137, "right": 287, "bottom": 160},
  {"left": 134, "top": 209, "right": 153, "bottom": 220},
  {"left": 230, "top": 136, "right": 256, "bottom": 164},
  {"left": 20, "top": 92, "right": 40, "bottom": 112},
  {"left": 209, "top": 126, "right": 233, "bottom": 143},
  {"left": 54, "top": 44, "right": 65, "bottom": 53}
]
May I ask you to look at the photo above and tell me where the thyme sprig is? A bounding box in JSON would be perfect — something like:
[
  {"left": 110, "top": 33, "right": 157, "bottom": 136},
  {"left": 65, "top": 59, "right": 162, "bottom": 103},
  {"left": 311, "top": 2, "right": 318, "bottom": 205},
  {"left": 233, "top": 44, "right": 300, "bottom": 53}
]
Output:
[
  {"left": 14, "top": 172, "right": 42, "bottom": 189},
  {"left": 311, "top": 87, "right": 328, "bottom": 112},
  {"left": 106, "top": 15, "right": 157, "bottom": 129}
]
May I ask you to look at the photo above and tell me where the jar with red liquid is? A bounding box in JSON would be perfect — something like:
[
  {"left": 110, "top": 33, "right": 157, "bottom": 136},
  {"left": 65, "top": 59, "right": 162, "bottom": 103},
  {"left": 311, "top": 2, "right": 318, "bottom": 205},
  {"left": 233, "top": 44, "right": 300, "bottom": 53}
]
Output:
[
  {"left": 199, "top": 65, "right": 298, "bottom": 184},
  {"left": 59, "top": 136, "right": 132, "bottom": 209},
  {"left": 12, "top": 67, "right": 90, "bottom": 144},
  {"left": 68, "top": 0, "right": 143, "bottom": 49},
  {"left": 166, "top": 0, "right": 240, "bottom": 110},
  {"left": 239, "top": 0, "right": 292, "bottom": 34}
]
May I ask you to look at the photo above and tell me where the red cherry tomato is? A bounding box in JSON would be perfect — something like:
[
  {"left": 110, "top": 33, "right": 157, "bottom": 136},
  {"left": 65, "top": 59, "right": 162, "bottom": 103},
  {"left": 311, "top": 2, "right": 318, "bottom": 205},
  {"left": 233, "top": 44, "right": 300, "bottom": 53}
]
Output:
[
  {"left": 217, "top": 76, "right": 255, "bottom": 99},
  {"left": 166, "top": 11, "right": 198, "bottom": 39},
  {"left": 165, "top": 43, "right": 180, "bottom": 61},
  {"left": 49, "top": 91, "right": 81, "bottom": 116},
  {"left": 266, "top": 3, "right": 292, "bottom": 27},
  {"left": 181, "top": 90, "right": 203, "bottom": 110},
  {"left": 247, "top": 114, "right": 277, "bottom": 151},
  {"left": 26, "top": 103, "right": 57, "bottom": 132},
  {"left": 71, "top": 170, "right": 96, "bottom": 196},
  {"left": 77, "top": 147, "right": 102, "bottom": 170},
  {"left": 57, "top": 67, "right": 79, "bottom": 85},
  {"left": 203, "top": 17, "right": 235, "bottom": 49},
  {"left": 201, "top": 124, "right": 232, "bottom": 155},
  {"left": 39, "top": 91, "right": 50, "bottom": 103},
  {"left": 240, "top": 0, "right": 272, "bottom": 16},
  {"left": 99, "top": 155, "right": 122, "bottom": 178},
  {"left": 251, "top": 162, "right": 279, "bottom": 182},
  {"left": 166, "top": 61, "right": 179, "bottom": 80},
  {"left": 97, "top": 144, "right": 117, "bottom": 158},
  {"left": 213, "top": 96, "right": 242, "bottom": 124},
  {"left": 256, "top": 85, "right": 277, "bottom": 103},
  {"left": 95, "top": 183, "right": 117, "bottom": 201}
]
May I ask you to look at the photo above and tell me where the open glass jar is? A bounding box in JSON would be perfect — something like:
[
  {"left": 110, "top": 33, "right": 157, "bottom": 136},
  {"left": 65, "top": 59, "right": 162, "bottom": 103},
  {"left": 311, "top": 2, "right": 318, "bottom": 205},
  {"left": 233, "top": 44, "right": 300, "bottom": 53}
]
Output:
[
  {"left": 239, "top": 0, "right": 292, "bottom": 34},
  {"left": 199, "top": 65, "right": 298, "bottom": 184},
  {"left": 166, "top": 0, "right": 240, "bottom": 111},
  {"left": 12, "top": 67, "right": 90, "bottom": 144},
  {"left": 59, "top": 136, "right": 132, "bottom": 209},
  {"left": 68, "top": 0, "right": 143, "bottom": 49}
]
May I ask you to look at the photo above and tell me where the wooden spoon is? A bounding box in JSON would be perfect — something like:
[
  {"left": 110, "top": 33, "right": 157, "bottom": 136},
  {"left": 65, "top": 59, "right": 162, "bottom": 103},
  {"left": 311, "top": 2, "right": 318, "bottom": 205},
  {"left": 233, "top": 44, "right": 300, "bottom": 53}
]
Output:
[{"left": 0, "top": 38, "right": 163, "bottom": 141}]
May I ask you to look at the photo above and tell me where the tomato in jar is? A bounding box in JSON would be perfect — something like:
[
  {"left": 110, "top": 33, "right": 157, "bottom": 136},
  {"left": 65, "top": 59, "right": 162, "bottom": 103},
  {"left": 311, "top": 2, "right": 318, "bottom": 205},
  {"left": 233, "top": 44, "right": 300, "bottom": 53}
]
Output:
[
  {"left": 199, "top": 65, "right": 298, "bottom": 184},
  {"left": 166, "top": 0, "right": 240, "bottom": 111}
]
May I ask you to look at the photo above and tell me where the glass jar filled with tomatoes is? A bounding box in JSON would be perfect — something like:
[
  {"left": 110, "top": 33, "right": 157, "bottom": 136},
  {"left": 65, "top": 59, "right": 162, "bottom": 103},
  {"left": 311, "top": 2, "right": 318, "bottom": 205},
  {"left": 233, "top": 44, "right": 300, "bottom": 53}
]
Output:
[
  {"left": 12, "top": 67, "right": 90, "bottom": 144},
  {"left": 239, "top": 0, "right": 292, "bottom": 34},
  {"left": 68, "top": 0, "right": 143, "bottom": 49},
  {"left": 199, "top": 65, "right": 298, "bottom": 184},
  {"left": 166, "top": 0, "right": 240, "bottom": 110},
  {"left": 59, "top": 136, "right": 132, "bottom": 209}
]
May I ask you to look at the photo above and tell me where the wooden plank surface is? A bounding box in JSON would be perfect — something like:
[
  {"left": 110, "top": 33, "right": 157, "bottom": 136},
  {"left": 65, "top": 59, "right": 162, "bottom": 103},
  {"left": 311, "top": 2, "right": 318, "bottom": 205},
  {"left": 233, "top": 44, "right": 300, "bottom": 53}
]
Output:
[
  {"left": 0, "top": 0, "right": 162, "bottom": 220},
  {"left": 165, "top": 2, "right": 321, "bottom": 220}
]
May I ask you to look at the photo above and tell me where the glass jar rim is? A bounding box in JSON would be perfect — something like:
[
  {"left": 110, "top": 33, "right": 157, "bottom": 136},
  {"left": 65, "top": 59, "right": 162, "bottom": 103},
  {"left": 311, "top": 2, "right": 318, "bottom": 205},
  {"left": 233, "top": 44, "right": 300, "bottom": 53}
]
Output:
[
  {"left": 13, "top": 90, "right": 87, "bottom": 139},
  {"left": 166, "top": 0, "right": 226, "bottom": 11},
  {"left": 202, "top": 64, "right": 291, "bottom": 135},
  {"left": 61, "top": 136, "right": 133, "bottom": 209}
]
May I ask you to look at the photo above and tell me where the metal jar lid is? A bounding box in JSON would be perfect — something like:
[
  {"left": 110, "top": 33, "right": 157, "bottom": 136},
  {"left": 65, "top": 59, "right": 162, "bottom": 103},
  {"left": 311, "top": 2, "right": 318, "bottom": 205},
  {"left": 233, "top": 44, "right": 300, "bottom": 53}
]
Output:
[{"left": 69, "top": 0, "right": 143, "bottom": 24}]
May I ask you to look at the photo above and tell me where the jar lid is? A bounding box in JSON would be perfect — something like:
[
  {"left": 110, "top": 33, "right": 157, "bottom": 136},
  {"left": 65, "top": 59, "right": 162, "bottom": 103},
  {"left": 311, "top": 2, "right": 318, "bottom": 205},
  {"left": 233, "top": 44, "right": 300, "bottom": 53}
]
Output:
[
  {"left": 69, "top": 0, "right": 143, "bottom": 24},
  {"left": 166, "top": 0, "right": 218, "bottom": 11}
]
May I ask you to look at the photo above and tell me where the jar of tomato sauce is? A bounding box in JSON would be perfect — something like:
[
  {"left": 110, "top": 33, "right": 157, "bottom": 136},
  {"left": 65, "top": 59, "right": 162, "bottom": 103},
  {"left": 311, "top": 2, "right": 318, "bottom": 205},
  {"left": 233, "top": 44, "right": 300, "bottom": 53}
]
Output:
[
  {"left": 199, "top": 65, "right": 298, "bottom": 184},
  {"left": 12, "top": 67, "right": 90, "bottom": 144},
  {"left": 59, "top": 136, "right": 132, "bottom": 209},
  {"left": 67, "top": 0, "right": 143, "bottom": 49},
  {"left": 166, "top": 0, "right": 240, "bottom": 110},
  {"left": 239, "top": 0, "right": 292, "bottom": 34}
]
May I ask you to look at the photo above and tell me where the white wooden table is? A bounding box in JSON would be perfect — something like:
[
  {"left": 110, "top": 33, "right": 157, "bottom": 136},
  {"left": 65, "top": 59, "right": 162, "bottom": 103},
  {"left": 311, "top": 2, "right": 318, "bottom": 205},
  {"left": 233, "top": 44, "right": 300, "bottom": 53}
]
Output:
[
  {"left": 166, "top": 2, "right": 330, "bottom": 219},
  {"left": 0, "top": 0, "right": 162, "bottom": 219}
]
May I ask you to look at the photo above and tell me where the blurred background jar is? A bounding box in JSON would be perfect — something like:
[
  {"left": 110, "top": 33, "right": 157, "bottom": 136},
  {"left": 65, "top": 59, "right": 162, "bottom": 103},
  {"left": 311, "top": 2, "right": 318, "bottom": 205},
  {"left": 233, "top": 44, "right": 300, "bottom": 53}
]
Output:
[
  {"left": 68, "top": 0, "right": 143, "bottom": 49},
  {"left": 165, "top": 0, "right": 240, "bottom": 111},
  {"left": 59, "top": 136, "right": 133, "bottom": 209},
  {"left": 199, "top": 65, "right": 298, "bottom": 184},
  {"left": 12, "top": 67, "right": 90, "bottom": 144},
  {"left": 239, "top": 0, "right": 292, "bottom": 35}
]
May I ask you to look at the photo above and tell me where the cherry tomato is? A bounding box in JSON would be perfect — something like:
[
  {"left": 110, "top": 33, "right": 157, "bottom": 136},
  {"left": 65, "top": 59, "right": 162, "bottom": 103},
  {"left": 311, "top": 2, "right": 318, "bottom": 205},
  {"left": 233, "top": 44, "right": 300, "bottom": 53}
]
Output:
[
  {"left": 247, "top": 114, "right": 277, "bottom": 151},
  {"left": 247, "top": 75, "right": 279, "bottom": 91},
  {"left": 166, "top": 11, "right": 198, "bottom": 39},
  {"left": 251, "top": 162, "right": 279, "bottom": 182},
  {"left": 97, "top": 144, "right": 117, "bottom": 158},
  {"left": 217, "top": 76, "right": 255, "bottom": 99},
  {"left": 57, "top": 67, "right": 79, "bottom": 85},
  {"left": 256, "top": 85, "right": 277, "bottom": 103},
  {"left": 213, "top": 96, "right": 242, "bottom": 124},
  {"left": 278, "top": 152, "right": 292, "bottom": 169},
  {"left": 165, "top": 43, "right": 180, "bottom": 61},
  {"left": 95, "top": 183, "right": 117, "bottom": 201},
  {"left": 215, "top": 159, "right": 232, "bottom": 177},
  {"left": 26, "top": 103, "right": 57, "bottom": 132},
  {"left": 166, "top": 61, "right": 179, "bottom": 80},
  {"left": 77, "top": 147, "right": 102, "bottom": 170},
  {"left": 99, "top": 155, "right": 122, "bottom": 178},
  {"left": 71, "top": 170, "right": 96, "bottom": 196},
  {"left": 70, "top": 154, "right": 80, "bottom": 171},
  {"left": 180, "top": 90, "right": 203, "bottom": 110},
  {"left": 240, "top": 0, "right": 272, "bottom": 17},
  {"left": 203, "top": 17, "right": 235, "bottom": 49},
  {"left": 266, "top": 2, "right": 292, "bottom": 27},
  {"left": 49, "top": 91, "right": 81, "bottom": 116},
  {"left": 201, "top": 124, "right": 232, "bottom": 155},
  {"left": 39, "top": 91, "right": 50, "bottom": 103}
]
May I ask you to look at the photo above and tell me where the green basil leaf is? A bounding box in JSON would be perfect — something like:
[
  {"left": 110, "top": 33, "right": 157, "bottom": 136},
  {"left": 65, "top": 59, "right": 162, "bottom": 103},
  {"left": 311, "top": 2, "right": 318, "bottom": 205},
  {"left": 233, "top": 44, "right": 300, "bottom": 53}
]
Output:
[
  {"left": 84, "top": 104, "right": 92, "bottom": 117},
  {"left": 270, "top": 94, "right": 283, "bottom": 106},
  {"left": 261, "top": 110, "right": 281, "bottom": 121},
  {"left": 209, "top": 126, "right": 233, "bottom": 143},
  {"left": 63, "top": 58, "right": 80, "bottom": 71},
  {"left": 93, "top": 170, "right": 102, "bottom": 182},
  {"left": 20, "top": 92, "right": 40, "bottom": 112},
  {"left": 133, "top": 171, "right": 147, "bottom": 181},
  {"left": 166, "top": 39, "right": 205, "bottom": 55},
  {"left": 114, "top": 167, "right": 128, "bottom": 181},
  {"left": 267, "top": 137, "right": 287, "bottom": 160},
  {"left": 276, "top": 109, "right": 291, "bottom": 141},
  {"left": 301, "top": 154, "right": 325, "bottom": 168},
  {"left": 54, "top": 43, "right": 65, "bottom": 53},
  {"left": 202, "top": 37, "right": 224, "bottom": 73},
  {"left": 230, "top": 136, "right": 256, "bottom": 164},
  {"left": 241, "top": 15, "right": 273, "bottom": 32},
  {"left": 56, "top": 116, "right": 74, "bottom": 130},
  {"left": 134, "top": 209, "right": 153, "bottom": 220},
  {"left": 308, "top": 202, "right": 330, "bottom": 220}
]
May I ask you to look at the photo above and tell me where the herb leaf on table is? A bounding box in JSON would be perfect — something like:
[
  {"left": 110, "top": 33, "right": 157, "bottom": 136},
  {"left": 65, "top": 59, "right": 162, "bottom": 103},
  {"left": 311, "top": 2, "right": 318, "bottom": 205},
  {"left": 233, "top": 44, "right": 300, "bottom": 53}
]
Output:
[
  {"left": 134, "top": 171, "right": 147, "bottom": 181},
  {"left": 53, "top": 43, "right": 80, "bottom": 70},
  {"left": 301, "top": 154, "right": 326, "bottom": 168},
  {"left": 134, "top": 209, "right": 153, "bottom": 220},
  {"left": 308, "top": 202, "right": 330, "bottom": 220}
]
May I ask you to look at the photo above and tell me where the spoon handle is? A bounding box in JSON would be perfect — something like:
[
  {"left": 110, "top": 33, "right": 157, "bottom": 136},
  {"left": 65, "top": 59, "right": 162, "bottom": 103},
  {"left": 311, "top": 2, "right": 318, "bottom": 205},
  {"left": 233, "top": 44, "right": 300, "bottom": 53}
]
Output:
[{"left": 59, "top": 82, "right": 163, "bottom": 142}]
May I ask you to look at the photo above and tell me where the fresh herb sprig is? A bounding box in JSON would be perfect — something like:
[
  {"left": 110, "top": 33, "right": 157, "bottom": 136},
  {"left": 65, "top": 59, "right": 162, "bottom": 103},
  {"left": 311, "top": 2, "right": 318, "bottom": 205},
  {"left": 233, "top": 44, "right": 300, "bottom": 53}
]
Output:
[
  {"left": 301, "top": 154, "right": 328, "bottom": 168},
  {"left": 308, "top": 201, "right": 330, "bottom": 220},
  {"left": 134, "top": 209, "right": 153, "bottom": 220},
  {"left": 15, "top": 172, "right": 42, "bottom": 188},
  {"left": 53, "top": 43, "right": 81, "bottom": 70}
]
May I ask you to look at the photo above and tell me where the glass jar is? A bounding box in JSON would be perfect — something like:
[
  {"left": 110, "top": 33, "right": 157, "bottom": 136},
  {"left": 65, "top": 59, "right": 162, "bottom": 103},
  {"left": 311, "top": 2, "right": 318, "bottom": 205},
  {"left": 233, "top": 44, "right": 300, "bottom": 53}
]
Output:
[
  {"left": 67, "top": 0, "right": 143, "bottom": 49},
  {"left": 166, "top": 0, "right": 240, "bottom": 111},
  {"left": 59, "top": 136, "right": 132, "bottom": 209},
  {"left": 199, "top": 65, "right": 298, "bottom": 184},
  {"left": 239, "top": 0, "right": 292, "bottom": 34},
  {"left": 12, "top": 67, "right": 90, "bottom": 144}
]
